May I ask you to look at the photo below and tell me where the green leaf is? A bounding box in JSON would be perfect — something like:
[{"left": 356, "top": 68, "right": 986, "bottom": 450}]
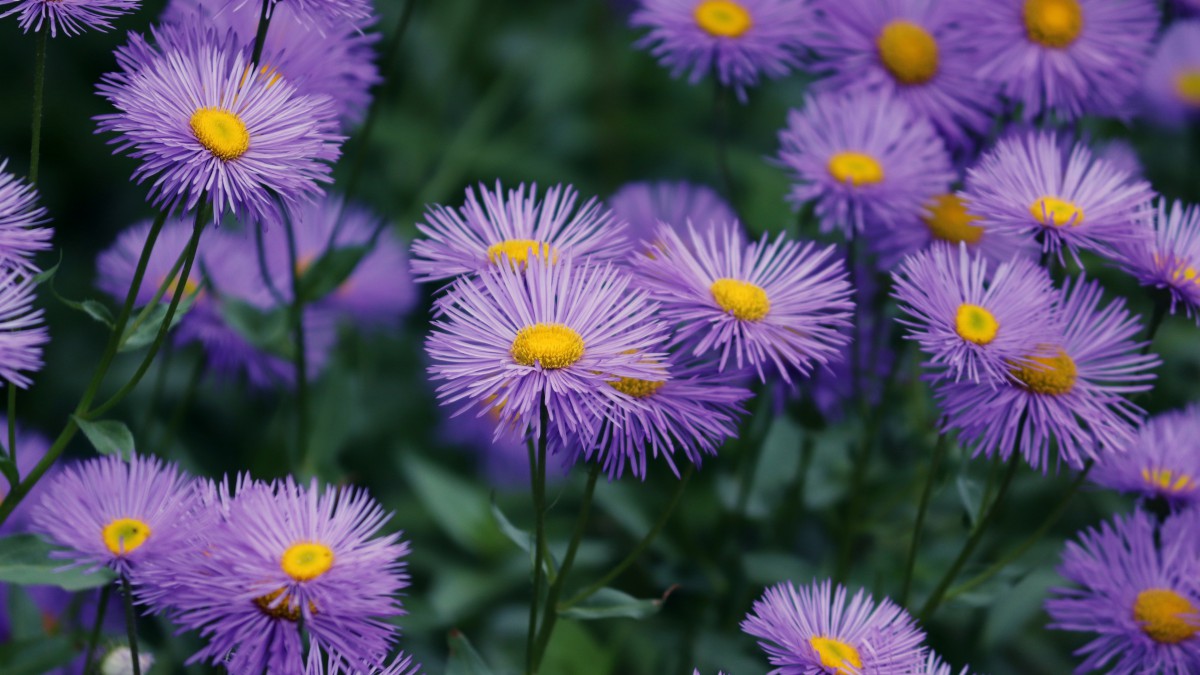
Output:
[
  {"left": 81, "top": 300, "right": 115, "bottom": 327},
  {"left": 118, "top": 293, "right": 197, "bottom": 352},
  {"left": 399, "top": 453, "right": 507, "bottom": 555},
  {"left": 490, "top": 498, "right": 533, "bottom": 554},
  {"left": 445, "top": 629, "right": 495, "bottom": 675},
  {"left": 956, "top": 473, "right": 982, "bottom": 528},
  {"left": 73, "top": 416, "right": 134, "bottom": 460},
  {"left": 31, "top": 253, "right": 61, "bottom": 285},
  {"left": 558, "top": 587, "right": 672, "bottom": 621},
  {"left": 0, "top": 535, "right": 116, "bottom": 590},
  {"left": 0, "top": 636, "right": 80, "bottom": 674},
  {"left": 297, "top": 245, "right": 369, "bottom": 303},
  {"left": 218, "top": 297, "right": 294, "bottom": 358}
]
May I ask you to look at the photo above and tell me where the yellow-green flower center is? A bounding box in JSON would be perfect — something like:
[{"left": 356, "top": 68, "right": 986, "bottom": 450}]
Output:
[
  {"left": 1030, "top": 196, "right": 1085, "bottom": 228},
  {"left": 1175, "top": 69, "right": 1200, "bottom": 106},
  {"left": 102, "top": 518, "right": 152, "bottom": 556},
  {"left": 1142, "top": 468, "right": 1197, "bottom": 494},
  {"left": 189, "top": 108, "right": 250, "bottom": 162},
  {"left": 923, "top": 194, "right": 984, "bottom": 244},
  {"left": 1009, "top": 347, "right": 1077, "bottom": 395},
  {"left": 710, "top": 278, "right": 770, "bottom": 321},
  {"left": 809, "top": 636, "right": 863, "bottom": 674},
  {"left": 1023, "top": 0, "right": 1083, "bottom": 49},
  {"left": 486, "top": 239, "right": 556, "bottom": 268},
  {"left": 1133, "top": 588, "right": 1200, "bottom": 644},
  {"left": 694, "top": 0, "right": 752, "bottom": 38},
  {"left": 828, "top": 152, "right": 884, "bottom": 187},
  {"left": 511, "top": 323, "right": 585, "bottom": 369},
  {"left": 877, "top": 20, "right": 940, "bottom": 85},
  {"left": 253, "top": 588, "right": 310, "bottom": 622},
  {"left": 955, "top": 304, "right": 1000, "bottom": 345},
  {"left": 281, "top": 542, "right": 335, "bottom": 581}
]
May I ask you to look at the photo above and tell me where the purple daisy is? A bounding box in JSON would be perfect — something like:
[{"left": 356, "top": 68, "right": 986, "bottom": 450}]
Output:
[
  {"left": 1095, "top": 139, "right": 1144, "bottom": 180},
  {"left": 411, "top": 182, "right": 630, "bottom": 285},
  {"left": 0, "top": 268, "right": 48, "bottom": 389},
  {"left": 427, "top": 255, "right": 668, "bottom": 448},
  {"left": 1091, "top": 404, "right": 1200, "bottom": 508},
  {"left": 935, "top": 276, "right": 1158, "bottom": 471},
  {"left": 630, "top": 0, "right": 815, "bottom": 101},
  {"left": 233, "top": 0, "right": 372, "bottom": 28},
  {"left": 607, "top": 180, "right": 736, "bottom": 247},
  {"left": 631, "top": 222, "right": 854, "bottom": 384},
  {"left": 809, "top": 0, "right": 1000, "bottom": 149},
  {"left": 163, "top": 0, "right": 380, "bottom": 128},
  {"left": 776, "top": 88, "right": 954, "bottom": 237},
  {"left": 306, "top": 648, "right": 422, "bottom": 675},
  {"left": 95, "top": 24, "right": 343, "bottom": 223},
  {"left": 872, "top": 192, "right": 1038, "bottom": 269},
  {"left": 891, "top": 244, "right": 1059, "bottom": 385},
  {"left": 962, "top": 131, "right": 1156, "bottom": 264},
  {"left": 96, "top": 216, "right": 204, "bottom": 310},
  {"left": 742, "top": 579, "right": 927, "bottom": 674},
  {"left": 0, "top": 159, "right": 52, "bottom": 272},
  {"left": 959, "top": 0, "right": 1159, "bottom": 121},
  {"left": 1046, "top": 509, "right": 1200, "bottom": 674},
  {"left": 0, "top": 0, "right": 139, "bottom": 36},
  {"left": 30, "top": 453, "right": 198, "bottom": 577},
  {"left": 1111, "top": 200, "right": 1200, "bottom": 323},
  {"left": 1141, "top": 22, "right": 1200, "bottom": 128}
]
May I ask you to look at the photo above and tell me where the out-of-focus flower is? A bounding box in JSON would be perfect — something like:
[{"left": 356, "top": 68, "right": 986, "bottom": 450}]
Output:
[
  {"left": 1112, "top": 200, "right": 1200, "bottom": 323},
  {"left": 872, "top": 192, "right": 1036, "bottom": 269},
  {"left": 1092, "top": 404, "right": 1200, "bottom": 508},
  {"left": 0, "top": 0, "right": 139, "bottom": 37},
  {"left": 1141, "top": 21, "right": 1200, "bottom": 129},
  {"left": 607, "top": 180, "right": 736, "bottom": 247},
  {"left": 0, "top": 417, "right": 52, "bottom": 534}
]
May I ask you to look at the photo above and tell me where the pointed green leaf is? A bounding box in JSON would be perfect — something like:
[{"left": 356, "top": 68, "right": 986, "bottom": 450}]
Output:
[
  {"left": 118, "top": 293, "right": 198, "bottom": 352},
  {"left": 446, "top": 629, "right": 495, "bottom": 675},
  {"left": 81, "top": 300, "right": 115, "bottom": 327},
  {"left": 0, "top": 535, "right": 116, "bottom": 590},
  {"left": 31, "top": 253, "right": 61, "bottom": 285},
  {"left": 218, "top": 297, "right": 294, "bottom": 358},
  {"left": 297, "top": 245, "right": 370, "bottom": 303},
  {"left": 490, "top": 498, "right": 533, "bottom": 554},
  {"left": 73, "top": 416, "right": 134, "bottom": 460},
  {"left": 558, "top": 586, "right": 672, "bottom": 621}
]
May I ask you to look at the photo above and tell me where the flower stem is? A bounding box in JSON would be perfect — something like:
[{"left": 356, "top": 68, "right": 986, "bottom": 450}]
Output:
[
  {"left": 81, "top": 583, "right": 113, "bottom": 675},
  {"left": 251, "top": 0, "right": 274, "bottom": 66},
  {"left": 120, "top": 575, "right": 141, "bottom": 675},
  {"left": 525, "top": 405, "right": 549, "bottom": 675},
  {"left": 29, "top": 26, "right": 48, "bottom": 184},
  {"left": 900, "top": 433, "right": 949, "bottom": 607},
  {"left": 151, "top": 353, "right": 205, "bottom": 457},
  {"left": 1142, "top": 292, "right": 1170, "bottom": 356}
]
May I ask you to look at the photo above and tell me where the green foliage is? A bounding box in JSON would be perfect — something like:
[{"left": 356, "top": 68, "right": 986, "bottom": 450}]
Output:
[
  {"left": 0, "top": 535, "right": 115, "bottom": 590},
  {"left": 73, "top": 416, "right": 134, "bottom": 460}
]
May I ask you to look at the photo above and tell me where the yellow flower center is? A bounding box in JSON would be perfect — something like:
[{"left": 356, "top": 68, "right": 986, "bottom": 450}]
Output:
[
  {"left": 1175, "top": 70, "right": 1200, "bottom": 107},
  {"left": 253, "top": 588, "right": 313, "bottom": 622},
  {"left": 694, "top": 0, "right": 752, "bottom": 38},
  {"left": 610, "top": 377, "right": 666, "bottom": 398},
  {"left": 955, "top": 304, "right": 1000, "bottom": 345},
  {"left": 923, "top": 194, "right": 984, "bottom": 244},
  {"left": 510, "top": 323, "right": 585, "bottom": 369},
  {"left": 1009, "top": 347, "right": 1077, "bottom": 395},
  {"left": 189, "top": 108, "right": 250, "bottom": 162},
  {"left": 280, "top": 542, "right": 335, "bottom": 581},
  {"left": 1142, "top": 468, "right": 1197, "bottom": 494},
  {"left": 1023, "top": 0, "right": 1083, "bottom": 49},
  {"left": 1030, "top": 196, "right": 1084, "bottom": 228},
  {"left": 809, "top": 636, "right": 863, "bottom": 674},
  {"left": 828, "top": 152, "right": 884, "bottom": 187},
  {"left": 486, "top": 239, "right": 556, "bottom": 268},
  {"left": 876, "top": 20, "right": 939, "bottom": 85},
  {"left": 102, "top": 518, "right": 152, "bottom": 556},
  {"left": 710, "top": 278, "right": 770, "bottom": 321},
  {"left": 1133, "top": 589, "right": 1200, "bottom": 644}
]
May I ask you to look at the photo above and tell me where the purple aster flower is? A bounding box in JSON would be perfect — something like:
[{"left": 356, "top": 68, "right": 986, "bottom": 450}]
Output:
[
  {"left": 1046, "top": 509, "right": 1200, "bottom": 674},
  {"left": 1111, "top": 200, "right": 1200, "bottom": 323},
  {"left": 777, "top": 89, "right": 954, "bottom": 237},
  {"left": 742, "top": 579, "right": 927, "bottom": 674},
  {"left": 233, "top": 0, "right": 372, "bottom": 28},
  {"left": 0, "top": 159, "right": 52, "bottom": 272},
  {"left": 959, "top": 0, "right": 1159, "bottom": 121},
  {"left": 96, "top": 24, "right": 342, "bottom": 223},
  {"left": 872, "top": 192, "right": 1038, "bottom": 269},
  {"left": 163, "top": 0, "right": 380, "bottom": 129},
  {"left": 631, "top": 0, "right": 815, "bottom": 101},
  {"left": 0, "top": 267, "right": 48, "bottom": 389},
  {"left": 1095, "top": 139, "right": 1144, "bottom": 180},
  {"left": 30, "top": 453, "right": 198, "bottom": 576},
  {"left": 427, "top": 255, "right": 669, "bottom": 448},
  {"left": 96, "top": 216, "right": 204, "bottom": 310},
  {"left": 809, "top": 0, "right": 1001, "bottom": 149},
  {"left": 1141, "top": 22, "right": 1200, "bottom": 127},
  {"left": 439, "top": 402, "right": 537, "bottom": 489},
  {"left": 1092, "top": 404, "right": 1200, "bottom": 508},
  {"left": 0, "top": 0, "right": 139, "bottom": 37},
  {"left": 962, "top": 131, "right": 1156, "bottom": 264},
  {"left": 150, "top": 476, "right": 409, "bottom": 673},
  {"left": 306, "top": 648, "right": 422, "bottom": 675},
  {"left": 411, "top": 182, "right": 630, "bottom": 285},
  {"left": 607, "top": 180, "right": 736, "bottom": 247},
  {"left": 935, "top": 276, "right": 1158, "bottom": 471},
  {"left": 632, "top": 222, "right": 854, "bottom": 384},
  {"left": 0, "top": 417, "right": 53, "bottom": 535},
  {"left": 891, "top": 244, "right": 1059, "bottom": 384},
  {"left": 919, "top": 652, "right": 974, "bottom": 675}
]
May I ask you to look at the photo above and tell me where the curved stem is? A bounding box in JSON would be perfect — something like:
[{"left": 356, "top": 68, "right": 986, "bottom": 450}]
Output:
[
  {"left": 120, "top": 575, "right": 141, "bottom": 675},
  {"left": 283, "top": 214, "right": 311, "bottom": 476},
  {"left": 81, "top": 583, "right": 113, "bottom": 675},
  {"left": 901, "top": 433, "right": 949, "bottom": 607},
  {"left": 525, "top": 405, "right": 549, "bottom": 675},
  {"left": 29, "top": 26, "right": 47, "bottom": 184},
  {"left": 251, "top": 0, "right": 273, "bottom": 66}
]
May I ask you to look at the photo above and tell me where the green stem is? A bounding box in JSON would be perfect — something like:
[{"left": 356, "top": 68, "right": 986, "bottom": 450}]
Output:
[
  {"left": 29, "top": 26, "right": 47, "bottom": 184},
  {"left": 124, "top": 236, "right": 192, "bottom": 339},
  {"left": 138, "top": 344, "right": 174, "bottom": 437},
  {"left": 532, "top": 463, "right": 601, "bottom": 671},
  {"left": 1142, "top": 292, "right": 1170, "bottom": 356},
  {"left": 251, "top": 0, "right": 273, "bottom": 66},
  {"left": 525, "top": 407, "right": 549, "bottom": 675},
  {"left": 253, "top": 221, "right": 287, "bottom": 306},
  {"left": 900, "top": 434, "right": 949, "bottom": 607},
  {"left": 283, "top": 215, "right": 311, "bottom": 476},
  {"left": 562, "top": 464, "right": 694, "bottom": 610},
  {"left": 82, "top": 583, "right": 113, "bottom": 674},
  {"left": 151, "top": 353, "right": 205, "bottom": 457},
  {"left": 120, "top": 575, "right": 141, "bottom": 675}
]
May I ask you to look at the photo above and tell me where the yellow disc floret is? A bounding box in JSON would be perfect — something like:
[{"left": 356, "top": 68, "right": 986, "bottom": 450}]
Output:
[
  {"left": 694, "top": 0, "right": 752, "bottom": 38},
  {"left": 486, "top": 239, "right": 555, "bottom": 268},
  {"left": 955, "top": 304, "right": 1000, "bottom": 345},
  {"left": 511, "top": 323, "right": 585, "bottom": 369},
  {"left": 1009, "top": 347, "right": 1077, "bottom": 395},
  {"left": 189, "top": 108, "right": 250, "bottom": 162},
  {"left": 102, "top": 518, "right": 152, "bottom": 556},
  {"left": 1175, "top": 69, "right": 1200, "bottom": 107},
  {"left": 876, "top": 20, "right": 940, "bottom": 85},
  {"left": 281, "top": 542, "right": 335, "bottom": 581},
  {"left": 828, "top": 152, "right": 885, "bottom": 187},
  {"left": 809, "top": 636, "right": 863, "bottom": 675},
  {"left": 1030, "top": 196, "right": 1085, "bottom": 228},
  {"left": 253, "top": 588, "right": 305, "bottom": 622},
  {"left": 610, "top": 376, "right": 666, "bottom": 399},
  {"left": 1023, "top": 0, "right": 1084, "bottom": 49},
  {"left": 1142, "top": 468, "right": 1197, "bottom": 494},
  {"left": 710, "top": 278, "right": 770, "bottom": 321},
  {"left": 1133, "top": 588, "right": 1200, "bottom": 644},
  {"left": 923, "top": 194, "right": 984, "bottom": 244}
]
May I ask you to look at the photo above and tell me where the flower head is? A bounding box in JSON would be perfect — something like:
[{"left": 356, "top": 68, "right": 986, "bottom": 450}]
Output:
[
  {"left": 0, "top": 0, "right": 139, "bottom": 37},
  {"left": 240, "top": 0, "right": 372, "bottom": 28},
  {"left": 777, "top": 89, "right": 954, "bottom": 237},
  {"left": 0, "top": 159, "right": 53, "bottom": 272},
  {"left": 1142, "top": 21, "right": 1200, "bottom": 128},
  {"left": 872, "top": 192, "right": 1038, "bottom": 269},
  {"left": 631, "top": 0, "right": 815, "bottom": 101},
  {"left": 608, "top": 180, "right": 736, "bottom": 247},
  {"left": 1111, "top": 199, "right": 1200, "bottom": 323},
  {"left": 0, "top": 268, "right": 48, "bottom": 388},
  {"left": 1092, "top": 404, "right": 1200, "bottom": 508}
]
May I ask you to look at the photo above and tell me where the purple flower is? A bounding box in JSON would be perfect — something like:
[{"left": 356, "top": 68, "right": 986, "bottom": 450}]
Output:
[
  {"left": 872, "top": 192, "right": 1037, "bottom": 270},
  {"left": 1095, "top": 139, "right": 1144, "bottom": 180},
  {"left": 607, "top": 180, "right": 736, "bottom": 247},
  {"left": 0, "top": 159, "right": 52, "bottom": 272},
  {"left": 891, "top": 244, "right": 1059, "bottom": 384},
  {"left": 427, "top": 256, "right": 668, "bottom": 448},
  {"left": 1092, "top": 404, "right": 1200, "bottom": 508},
  {"left": 809, "top": 0, "right": 1000, "bottom": 149},
  {"left": 1046, "top": 509, "right": 1200, "bottom": 674},
  {"left": 235, "top": 0, "right": 372, "bottom": 28},
  {"left": 1112, "top": 200, "right": 1200, "bottom": 323},
  {"left": 962, "top": 131, "right": 1156, "bottom": 264},
  {"left": 412, "top": 182, "right": 630, "bottom": 285},
  {"left": 959, "top": 0, "right": 1159, "bottom": 120},
  {"left": 742, "top": 579, "right": 927, "bottom": 674},
  {"left": 631, "top": 222, "right": 854, "bottom": 384},
  {"left": 631, "top": 0, "right": 815, "bottom": 101},
  {"left": 438, "top": 399, "right": 539, "bottom": 489},
  {"left": 777, "top": 89, "right": 954, "bottom": 237},
  {"left": 919, "top": 653, "right": 974, "bottom": 675},
  {"left": 935, "top": 276, "right": 1158, "bottom": 471},
  {"left": 0, "top": 268, "right": 47, "bottom": 388},
  {"left": 306, "top": 648, "right": 422, "bottom": 675},
  {"left": 0, "top": 0, "right": 139, "bottom": 36},
  {"left": 0, "top": 417, "right": 53, "bottom": 535},
  {"left": 1143, "top": 21, "right": 1200, "bottom": 129},
  {"left": 96, "top": 216, "right": 203, "bottom": 310},
  {"left": 30, "top": 454, "right": 198, "bottom": 576},
  {"left": 96, "top": 24, "right": 343, "bottom": 223}
]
